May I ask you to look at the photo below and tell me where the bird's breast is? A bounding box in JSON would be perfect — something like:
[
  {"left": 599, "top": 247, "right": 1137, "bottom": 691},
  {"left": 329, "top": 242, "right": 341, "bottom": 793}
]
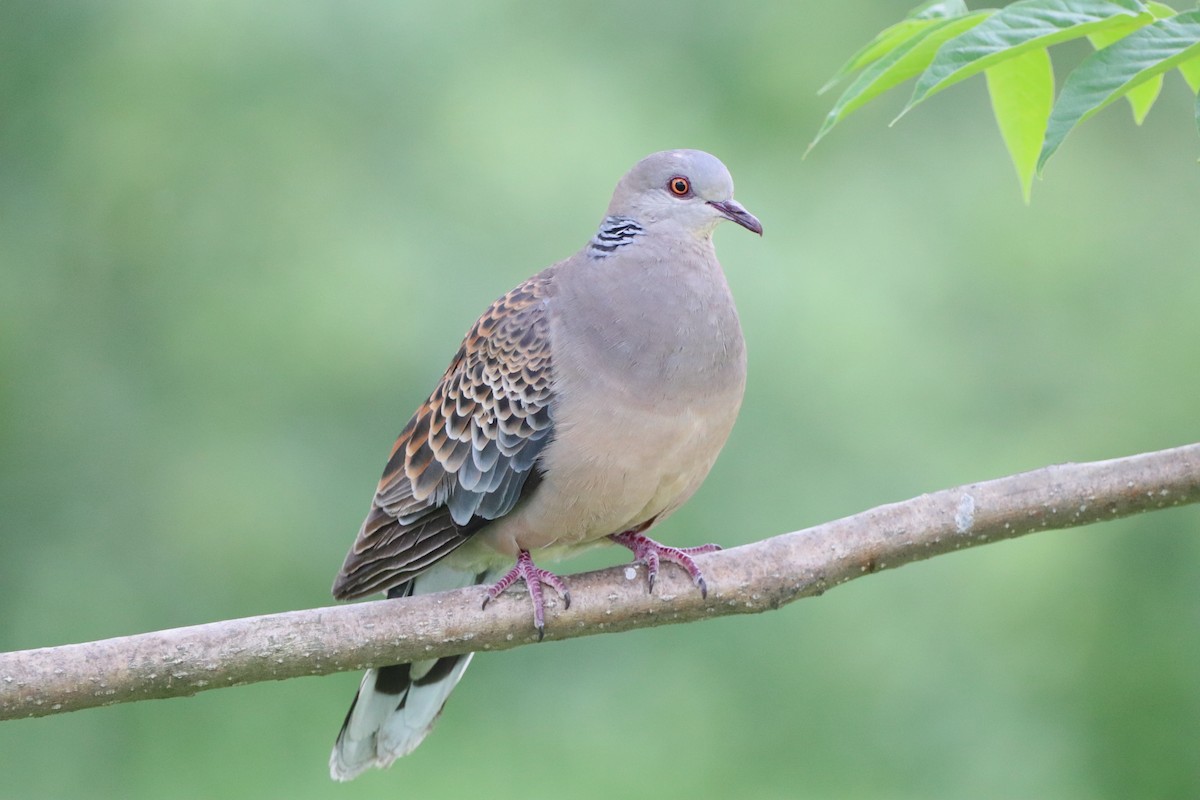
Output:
[
  {"left": 480, "top": 384, "right": 743, "bottom": 556},
  {"left": 479, "top": 293, "right": 745, "bottom": 555}
]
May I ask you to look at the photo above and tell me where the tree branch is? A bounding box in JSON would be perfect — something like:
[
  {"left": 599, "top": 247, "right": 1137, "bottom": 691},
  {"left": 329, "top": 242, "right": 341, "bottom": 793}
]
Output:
[{"left": 3, "top": 443, "right": 1198, "bottom": 721}]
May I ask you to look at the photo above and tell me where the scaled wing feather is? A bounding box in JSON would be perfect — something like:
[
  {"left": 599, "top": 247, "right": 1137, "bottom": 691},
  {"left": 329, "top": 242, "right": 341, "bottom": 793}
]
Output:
[{"left": 332, "top": 270, "right": 556, "bottom": 600}]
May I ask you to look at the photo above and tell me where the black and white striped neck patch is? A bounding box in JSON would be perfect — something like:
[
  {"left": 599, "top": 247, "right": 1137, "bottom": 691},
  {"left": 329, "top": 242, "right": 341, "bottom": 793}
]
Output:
[{"left": 586, "top": 216, "right": 644, "bottom": 259}]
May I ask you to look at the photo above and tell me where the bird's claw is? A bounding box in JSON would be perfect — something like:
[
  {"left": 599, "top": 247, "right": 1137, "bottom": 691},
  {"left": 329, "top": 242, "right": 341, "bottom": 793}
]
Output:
[
  {"left": 482, "top": 549, "right": 570, "bottom": 641},
  {"left": 610, "top": 530, "right": 721, "bottom": 599}
]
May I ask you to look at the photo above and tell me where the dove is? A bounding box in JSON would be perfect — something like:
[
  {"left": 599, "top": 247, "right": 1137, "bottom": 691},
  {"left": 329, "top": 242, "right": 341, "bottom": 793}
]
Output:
[{"left": 329, "top": 148, "right": 761, "bottom": 780}]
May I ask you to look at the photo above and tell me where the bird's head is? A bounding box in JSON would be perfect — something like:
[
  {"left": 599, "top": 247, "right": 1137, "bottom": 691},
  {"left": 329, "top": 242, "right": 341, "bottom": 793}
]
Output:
[{"left": 606, "top": 149, "right": 762, "bottom": 238}]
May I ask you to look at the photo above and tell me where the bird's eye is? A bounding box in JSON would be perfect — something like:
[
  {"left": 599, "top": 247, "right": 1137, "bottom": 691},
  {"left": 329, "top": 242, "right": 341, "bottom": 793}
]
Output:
[{"left": 668, "top": 176, "right": 691, "bottom": 197}]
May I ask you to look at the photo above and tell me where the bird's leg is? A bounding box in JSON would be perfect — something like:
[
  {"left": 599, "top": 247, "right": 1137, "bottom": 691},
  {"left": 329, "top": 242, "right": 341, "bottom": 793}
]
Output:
[
  {"left": 610, "top": 525, "right": 722, "bottom": 598},
  {"left": 482, "top": 549, "right": 571, "bottom": 641}
]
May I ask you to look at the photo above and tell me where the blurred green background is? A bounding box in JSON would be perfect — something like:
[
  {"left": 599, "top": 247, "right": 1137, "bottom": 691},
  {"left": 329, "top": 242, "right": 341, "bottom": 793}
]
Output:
[{"left": 2, "top": 1, "right": 1198, "bottom": 798}]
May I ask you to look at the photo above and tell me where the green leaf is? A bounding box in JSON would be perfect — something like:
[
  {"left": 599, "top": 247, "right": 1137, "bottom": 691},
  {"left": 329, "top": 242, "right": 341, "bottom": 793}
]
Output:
[
  {"left": 985, "top": 47, "right": 1054, "bottom": 202},
  {"left": 819, "top": 1, "right": 976, "bottom": 95},
  {"left": 1087, "top": 1, "right": 1175, "bottom": 45},
  {"left": 808, "top": 12, "right": 992, "bottom": 153},
  {"left": 1088, "top": 2, "right": 1174, "bottom": 123},
  {"left": 1039, "top": 9, "right": 1200, "bottom": 172},
  {"left": 1179, "top": 53, "right": 1200, "bottom": 92},
  {"left": 819, "top": 18, "right": 948, "bottom": 95},
  {"left": 900, "top": 0, "right": 1148, "bottom": 119},
  {"left": 1124, "top": 74, "right": 1165, "bottom": 123},
  {"left": 1144, "top": 2, "right": 1179, "bottom": 17},
  {"left": 910, "top": 0, "right": 971, "bottom": 20}
]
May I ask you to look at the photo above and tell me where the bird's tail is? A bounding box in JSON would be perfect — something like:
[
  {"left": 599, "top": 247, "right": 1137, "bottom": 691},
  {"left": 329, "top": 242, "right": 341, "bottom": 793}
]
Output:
[{"left": 329, "top": 564, "right": 489, "bottom": 781}]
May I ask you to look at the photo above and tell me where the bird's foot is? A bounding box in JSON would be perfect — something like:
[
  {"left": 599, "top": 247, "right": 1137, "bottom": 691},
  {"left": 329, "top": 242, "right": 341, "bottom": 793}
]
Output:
[
  {"left": 610, "top": 530, "right": 721, "bottom": 598},
  {"left": 482, "top": 549, "right": 571, "bottom": 641}
]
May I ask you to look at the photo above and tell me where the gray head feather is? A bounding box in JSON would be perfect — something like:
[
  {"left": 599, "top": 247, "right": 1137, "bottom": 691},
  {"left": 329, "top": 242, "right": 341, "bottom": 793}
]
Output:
[{"left": 604, "top": 149, "right": 761, "bottom": 237}]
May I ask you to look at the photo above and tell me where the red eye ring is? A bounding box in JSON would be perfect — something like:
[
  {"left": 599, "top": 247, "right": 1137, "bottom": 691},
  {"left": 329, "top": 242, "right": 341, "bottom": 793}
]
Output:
[{"left": 668, "top": 176, "right": 691, "bottom": 196}]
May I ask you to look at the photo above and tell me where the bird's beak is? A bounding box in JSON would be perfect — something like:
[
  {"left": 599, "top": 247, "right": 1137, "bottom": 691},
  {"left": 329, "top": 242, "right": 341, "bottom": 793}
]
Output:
[{"left": 707, "top": 199, "right": 763, "bottom": 236}]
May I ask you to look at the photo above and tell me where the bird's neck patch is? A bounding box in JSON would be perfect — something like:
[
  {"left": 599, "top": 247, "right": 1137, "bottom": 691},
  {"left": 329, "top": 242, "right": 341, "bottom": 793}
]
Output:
[{"left": 587, "top": 216, "right": 644, "bottom": 259}]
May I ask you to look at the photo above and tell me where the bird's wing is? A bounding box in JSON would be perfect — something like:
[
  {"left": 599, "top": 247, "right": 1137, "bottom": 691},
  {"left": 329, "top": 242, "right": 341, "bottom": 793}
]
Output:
[{"left": 332, "top": 269, "right": 556, "bottom": 600}]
